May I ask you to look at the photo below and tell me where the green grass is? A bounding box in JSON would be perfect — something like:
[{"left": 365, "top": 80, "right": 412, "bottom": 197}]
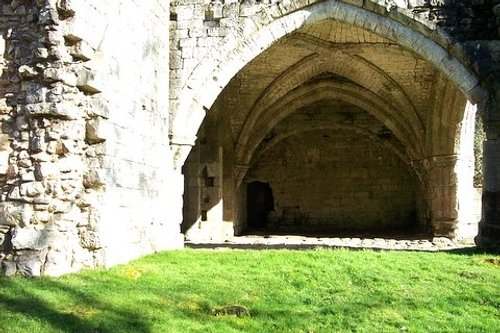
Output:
[{"left": 0, "top": 248, "right": 499, "bottom": 333}]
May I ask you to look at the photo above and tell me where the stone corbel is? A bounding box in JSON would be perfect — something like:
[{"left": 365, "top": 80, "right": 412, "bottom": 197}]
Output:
[{"left": 170, "top": 134, "right": 196, "bottom": 171}]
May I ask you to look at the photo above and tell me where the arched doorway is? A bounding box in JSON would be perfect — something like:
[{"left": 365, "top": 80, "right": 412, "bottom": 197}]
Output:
[
  {"left": 177, "top": 1, "right": 483, "bottom": 242},
  {"left": 246, "top": 181, "right": 275, "bottom": 230}
]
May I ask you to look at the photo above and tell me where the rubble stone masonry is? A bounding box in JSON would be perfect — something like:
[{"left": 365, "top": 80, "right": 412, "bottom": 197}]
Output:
[{"left": 0, "top": 0, "right": 182, "bottom": 277}]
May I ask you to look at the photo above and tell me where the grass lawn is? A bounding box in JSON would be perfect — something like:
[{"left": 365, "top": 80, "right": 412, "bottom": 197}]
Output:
[{"left": 0, "top": 248, "right": 498, "bottom": 333}]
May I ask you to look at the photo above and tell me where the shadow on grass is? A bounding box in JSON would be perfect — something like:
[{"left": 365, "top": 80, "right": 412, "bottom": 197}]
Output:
[
  {"left": 443, "top": 247, "right": 500, "bottom": 256},
  {"left": 0, "top": 277, "right": 151, "bottom": 333}
]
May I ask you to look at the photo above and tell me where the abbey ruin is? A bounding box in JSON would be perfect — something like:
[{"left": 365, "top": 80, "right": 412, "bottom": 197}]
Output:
[{"left": 0, "top": 0, "right": 499, "bottom": 276}]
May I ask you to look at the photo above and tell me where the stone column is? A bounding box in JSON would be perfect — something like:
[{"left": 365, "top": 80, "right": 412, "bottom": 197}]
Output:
[
  {"left": 427, "top": 154, "right": 475, "bottom": 239},
  {"left": 476, "top": 100, "right": 500, "bottom": 248},
  {"left": 183, "top": 141, "right": 228, "bottom": 241}
]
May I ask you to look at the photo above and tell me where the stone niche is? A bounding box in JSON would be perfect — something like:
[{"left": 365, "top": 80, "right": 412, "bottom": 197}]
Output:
[{"left": 245, "top": 130, "right": 419, "bottom": 233}]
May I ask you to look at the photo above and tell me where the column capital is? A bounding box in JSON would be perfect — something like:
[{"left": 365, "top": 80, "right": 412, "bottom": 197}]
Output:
[
  {"left": 429, "top": 154, "right": 461, "bottom": 166},
  {"left": 419, "top": 154, "right": 474, "bottom": 170},
  {"left": 170, "top": 136, "right": 197, "bottom": 171},
  {"left": 169, "top": 134, "right": 197, "bottom": 147}
]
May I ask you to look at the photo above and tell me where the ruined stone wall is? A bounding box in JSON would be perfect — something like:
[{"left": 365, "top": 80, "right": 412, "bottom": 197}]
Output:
[
  {"left": 247, "top": 131, "right": 417, "bottom": 230},
  {"left": 0, "top": 0, "right": 96, "bottom": 277},
  {"left": 0, "top": 0, "right": 181, "bottom": 277}
]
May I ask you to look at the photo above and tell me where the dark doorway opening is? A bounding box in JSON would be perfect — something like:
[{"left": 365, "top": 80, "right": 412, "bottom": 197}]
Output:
[{"left": 247, "top": 181, "right": 274, "bottom": 230}]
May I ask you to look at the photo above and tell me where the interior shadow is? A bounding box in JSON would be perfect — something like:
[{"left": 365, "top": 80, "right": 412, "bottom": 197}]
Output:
[
  {"left": 240, "top": 225, "right": 431, "bottom": 241},
  {"left": 246, "top": 181, "right": 275, "bottom": 230}
]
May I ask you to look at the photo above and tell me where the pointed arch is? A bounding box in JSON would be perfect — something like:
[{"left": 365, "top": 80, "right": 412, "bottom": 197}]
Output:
[
  {"left": 170, "top": 0, "right": 485, "bottom": 160},
  {"left": 234, "top": 80, "right": 423, "bottom": 168}
]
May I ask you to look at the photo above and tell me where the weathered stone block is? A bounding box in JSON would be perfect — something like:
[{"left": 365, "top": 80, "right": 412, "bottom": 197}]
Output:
[
  {"left": 0, "top": 150, "right": 10, "bottom": 174},
  {"left": 75, "top": 67, "right": 101, "bottom": 94},
  {"left": 342, "top": 0, "right": 364, "bottom": 8},
  {"left": 85, "top": 117, "right": 109, "bottom": 144},
  {"left": 16, "top": 258, "right": 43, "bottom": 277},
  {"left": 54, "top": 119, "right": 86, "bottom": 140},
  {"left": 56, "top": 0, "right": 77, "bottom": 18},
  {"left": 43, "top": 247, "right": 72, "bottom": 276},
  {"left": 7, "top": 187, "right": 22, "bottom": 201},
  {"left": 22, "top": 102, "right": 83, "bottom": 120},
  {"left": 16, "top": 116, "right": 29, "bottom": 131},
  {"left": 33, "top": 47, "right": 49, "bottom": 59},
  {"left": 18, "top": 65, "right": 38, "bottom": 79},
  {"left": 80, "top": 229, "right": 101, "bottom": 250},
  {"left": 30, "top": 136, "right": 45, "bottom": 154},
  {"left": 31, "top": 152, "right": 52, "bottom": 162},
  {"left": 83, "top": 168, "right": 106, "bottom": 189},
  {"left": 68, "top": 40, "right": 95, "bottom": 61},
  {"left": 20, "top": 171, "right": 35, "bottom": 182},
  {"left": 0, "top": 226, "right": 9, "bottom": 249},
  {"left": 48, "top": 199, "right": 72, "bottom": 214},
  {"left": 207, "top": 1, "right": 223, "bottom": 20},
  {"left": 174, "top": 5, "right": 195, "bottom": 20},
  {"left": 58, "top": 155, "right": 83, "bottom": 172},
  {"left": 407, "top": 0, "right": 427, "bottom": 7},
  {"left": 49, "top": 45, "right": 73, "bottom": 62},
  {"left": 31, "top": 211, "right": 50, "bottom": 224},
  {"left": 11, "top": 228, "right": 48, "bottom": 250},
  {"left": 1, "top": 261, "right": 16, "bottom": 277},
  {"left": 20, "top": 182, "right": 45, "bottom": 197},
  {"left": 43, "top": 68, "right": 77, "bottom": 86}
]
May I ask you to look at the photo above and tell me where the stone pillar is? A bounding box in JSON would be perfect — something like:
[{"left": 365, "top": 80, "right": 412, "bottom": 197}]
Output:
[
  {"left": 182, "top": 144, "right": 201, "bottom": 234},
  {"left": 427, "top": 154, "right": 476, "bottom": 239},
  {"left": 184, "top": 143, "right": 229, "bottom": 241},
  {"left": 476, "top": 100, "right": 500, "bottom": 249}
]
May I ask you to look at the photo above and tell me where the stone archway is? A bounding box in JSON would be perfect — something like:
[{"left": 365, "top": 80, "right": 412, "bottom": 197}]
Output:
[
  {"left": 170, "top": 1, "right": 485, "bottom": 158},
  {"left": 176, "top": 1, "right": 485, "bottom": 241}
]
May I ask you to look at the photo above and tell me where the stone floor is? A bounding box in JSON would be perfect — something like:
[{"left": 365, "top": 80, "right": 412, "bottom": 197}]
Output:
[{"left": 186, "top": 234, "right": 476, "bottom": 252}]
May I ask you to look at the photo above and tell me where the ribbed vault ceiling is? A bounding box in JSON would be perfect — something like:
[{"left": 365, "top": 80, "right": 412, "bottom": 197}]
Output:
[{"left": 211, "top": 19, "right": 442, "bottom": 168}]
